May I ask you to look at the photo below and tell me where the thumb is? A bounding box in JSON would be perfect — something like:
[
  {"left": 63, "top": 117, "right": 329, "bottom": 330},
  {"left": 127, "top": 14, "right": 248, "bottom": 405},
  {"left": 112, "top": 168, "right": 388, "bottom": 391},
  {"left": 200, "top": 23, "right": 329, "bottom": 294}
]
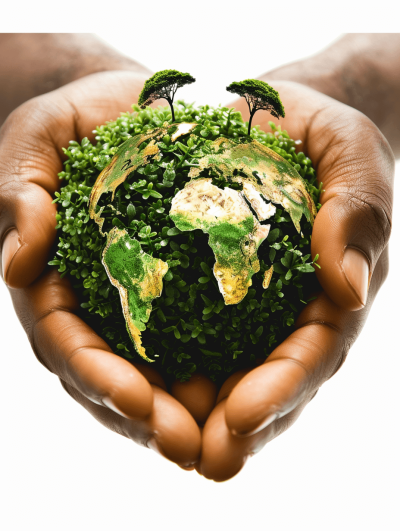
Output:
[
  {"left": 310, "top": 112, "right": 394, "bottom": 311},
  {"left": 0, "top": 99, "right": 62, "bottom": 288},
  {"left": 0, "top": 180, "right": 57, "bottom": 289},
  {"left": 241, "top": 81, "right": 395, "bottom": 312},
  {"left": 0, "top": 70, "right": 148, "bottom": 289}
]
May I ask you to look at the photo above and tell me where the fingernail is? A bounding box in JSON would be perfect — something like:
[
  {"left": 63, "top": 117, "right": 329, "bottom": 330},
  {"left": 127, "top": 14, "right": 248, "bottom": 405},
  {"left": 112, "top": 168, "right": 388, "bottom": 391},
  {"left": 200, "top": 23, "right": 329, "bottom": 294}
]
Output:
[
  {"left": 342, "top": 248, "right": 370, "bottom": 307},
  {"left": 1, "top": 229, "right": 21, "bottom": 284},
  {"left": 177, "top": 463, "right": 196, "bottom": 471},
  {"left": 231, "top": 413, "right": 278, "bottom": 438},
  {"left": 102, "top": 396, "right": 126, "bottom": 417}
]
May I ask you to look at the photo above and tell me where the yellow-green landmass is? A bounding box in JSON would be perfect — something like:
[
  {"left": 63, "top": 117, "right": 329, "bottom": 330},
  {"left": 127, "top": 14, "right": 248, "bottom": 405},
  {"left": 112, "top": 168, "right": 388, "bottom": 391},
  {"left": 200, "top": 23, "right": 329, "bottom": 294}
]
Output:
[{"left": 102, "top": 227, "right": 168, "bottom": 362}]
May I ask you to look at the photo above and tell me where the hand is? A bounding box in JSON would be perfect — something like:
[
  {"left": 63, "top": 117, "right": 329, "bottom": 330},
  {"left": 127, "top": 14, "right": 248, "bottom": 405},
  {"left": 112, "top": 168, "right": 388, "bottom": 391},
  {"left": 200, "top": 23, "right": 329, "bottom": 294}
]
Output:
[
  {"left": 0, "top": 71, "right": 203, "bottom": 469},
  {"left": 196, "top": 81, "right": 394, "bottom": 481}
]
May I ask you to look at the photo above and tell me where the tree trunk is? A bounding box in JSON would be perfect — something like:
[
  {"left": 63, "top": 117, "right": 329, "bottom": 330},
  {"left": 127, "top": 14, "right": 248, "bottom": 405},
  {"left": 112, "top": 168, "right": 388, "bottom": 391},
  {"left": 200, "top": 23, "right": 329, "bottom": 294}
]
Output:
[
  {"left": 248, "top": 109, "right": 256, "bottom": 136},
  {"left": 167, "top": 97, "right": 175, "bottom": 122}
]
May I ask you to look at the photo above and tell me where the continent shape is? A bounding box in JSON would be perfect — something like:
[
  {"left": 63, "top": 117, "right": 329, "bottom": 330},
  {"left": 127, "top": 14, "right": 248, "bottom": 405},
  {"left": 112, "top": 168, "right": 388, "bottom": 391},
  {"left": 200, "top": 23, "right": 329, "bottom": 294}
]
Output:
[
  {"left": 170, "top": 178, "right": 270, "bottom": 305},
  {"left": 102, "top": 227, "right": 168, "bottom": 362}
]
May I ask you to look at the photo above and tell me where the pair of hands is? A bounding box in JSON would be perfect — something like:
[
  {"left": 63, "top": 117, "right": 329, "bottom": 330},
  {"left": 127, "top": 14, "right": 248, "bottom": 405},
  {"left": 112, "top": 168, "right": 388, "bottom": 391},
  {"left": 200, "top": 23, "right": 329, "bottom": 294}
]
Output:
[{"left": 0, "top": 71, "right": 393, "bottom": 481}]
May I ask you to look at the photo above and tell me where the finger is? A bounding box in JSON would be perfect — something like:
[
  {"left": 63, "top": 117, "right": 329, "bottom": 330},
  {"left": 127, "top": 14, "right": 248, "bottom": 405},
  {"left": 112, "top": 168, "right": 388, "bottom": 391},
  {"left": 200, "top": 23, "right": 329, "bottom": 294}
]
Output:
[
  {"left": 61, "top": 380, "right": 201, "bottom": 468},
  {"left": 170, "top": 373, "right": 217, "bottom": 426},
  {"left": 199, "top": 250, "right": 387, "bottom": 481},
  {"left": 224, "top": 245, "right": 388, "bottom": 438},
  {"left": 308, "top": 104, "right": 393, "bottom": 310},
  {"left": 198, "top": 399, "right": 253, "bottom": 481},
  {"left": 225, "top": 321, "right": 341, "bottom": 437},
  {"left": 197, "top": 369, "right": 257, "bottom": 480},
  {"left": 230, "top": 81, "right": 394, "bottom": 311},
  {"left": 0, "top": 182, "right": 57, "bottom": 288},
  {"left": 0, "top": 70, "right": 147, "bottom": 288},
  {"left": 146, "top": 386, "right": 202, "bottom": 466},
  {"left": 10, "top": 268, "right": 153, "bottom": 421},
  {"left": 199, "top": 389, "right": 313, "bottom": 482}
]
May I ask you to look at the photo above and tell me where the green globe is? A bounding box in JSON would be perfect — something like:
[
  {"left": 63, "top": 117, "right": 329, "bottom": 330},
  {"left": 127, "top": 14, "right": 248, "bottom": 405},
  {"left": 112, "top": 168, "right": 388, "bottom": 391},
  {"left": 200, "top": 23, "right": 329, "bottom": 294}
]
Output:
[{"left": 51, "top": 102, "right": 321, "bottom": 383}]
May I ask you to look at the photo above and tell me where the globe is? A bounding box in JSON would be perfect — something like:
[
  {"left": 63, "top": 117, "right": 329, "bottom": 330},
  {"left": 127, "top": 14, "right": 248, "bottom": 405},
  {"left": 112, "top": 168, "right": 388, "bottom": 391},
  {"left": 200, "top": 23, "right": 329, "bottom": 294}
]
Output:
[{"left": 51, "top": 103, "right": 321, "bottom": 382}]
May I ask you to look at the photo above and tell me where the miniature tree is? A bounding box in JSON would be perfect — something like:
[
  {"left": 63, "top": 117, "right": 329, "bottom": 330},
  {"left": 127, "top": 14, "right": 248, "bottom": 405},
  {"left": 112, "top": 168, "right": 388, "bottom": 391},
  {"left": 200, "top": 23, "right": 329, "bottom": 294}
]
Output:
[
  {"left": 226, "top": 79, "right": 285, "bottom": 135},
  {"left": 138, "top": 69, "right": 196, "bottom": 122}
]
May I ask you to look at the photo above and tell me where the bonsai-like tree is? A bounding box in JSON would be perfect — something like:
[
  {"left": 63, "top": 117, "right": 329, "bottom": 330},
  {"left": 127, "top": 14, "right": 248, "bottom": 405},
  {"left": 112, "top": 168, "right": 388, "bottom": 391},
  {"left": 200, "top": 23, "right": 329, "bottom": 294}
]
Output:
[
  {"left": 138, "top": 69, "right": 195, "bottom": 122},
  {"left": 226, "top": 79, "right": 285, "bottom": 135}
]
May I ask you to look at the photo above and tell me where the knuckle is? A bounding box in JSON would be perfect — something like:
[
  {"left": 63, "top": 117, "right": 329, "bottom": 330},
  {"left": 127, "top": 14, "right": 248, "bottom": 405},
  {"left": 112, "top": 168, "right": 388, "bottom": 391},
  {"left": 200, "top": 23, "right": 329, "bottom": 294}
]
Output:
[
  {"left": 3, "top": 96, "right": 47, "bottom": 127},
  {"left": 356, "top": 113, "right": 394, "bottom": 157},
  {"left": 0, "top": 98, "right": 42, "bottom": 140},
  {"left": 0, "top": 103, "right": 25, "bottom": 131},
  {"left": 353, "top": 111, "right": 377, "bottom": 131},
  {"left": 346, "top": 192, "right": 392, "bottom": 246},
  {"left": 28, "top": 306, "right": 82, "bottom": 377},
  {"left": 0, "top": 183, "right": 26, "bottom": 236}
]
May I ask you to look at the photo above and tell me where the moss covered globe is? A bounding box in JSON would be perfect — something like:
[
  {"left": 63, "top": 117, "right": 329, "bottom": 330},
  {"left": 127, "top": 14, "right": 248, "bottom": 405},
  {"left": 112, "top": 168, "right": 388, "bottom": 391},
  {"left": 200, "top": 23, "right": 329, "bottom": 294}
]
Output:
[{"left": 51, "top": 93, "right": 321, "bottom": 383}]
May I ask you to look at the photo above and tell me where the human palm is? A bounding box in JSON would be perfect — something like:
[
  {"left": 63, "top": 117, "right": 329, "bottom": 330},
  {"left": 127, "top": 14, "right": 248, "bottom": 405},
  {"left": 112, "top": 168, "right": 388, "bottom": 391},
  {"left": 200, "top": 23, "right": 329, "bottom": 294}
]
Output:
[{"left": 0, "top": 72, "right": 393, "bottom": 481}]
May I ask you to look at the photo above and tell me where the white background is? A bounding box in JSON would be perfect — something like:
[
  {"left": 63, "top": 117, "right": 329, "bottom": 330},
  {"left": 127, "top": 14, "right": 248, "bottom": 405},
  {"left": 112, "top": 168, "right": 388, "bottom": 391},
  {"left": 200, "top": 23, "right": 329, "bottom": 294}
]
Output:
[{"left": 1, "top": 8, "right": 399, "bottom": 531}]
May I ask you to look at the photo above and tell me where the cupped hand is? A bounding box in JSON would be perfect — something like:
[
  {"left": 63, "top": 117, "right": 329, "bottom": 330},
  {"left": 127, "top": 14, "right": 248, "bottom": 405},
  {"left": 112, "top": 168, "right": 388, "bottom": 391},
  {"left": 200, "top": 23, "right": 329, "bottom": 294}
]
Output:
[
  {"left": 196, "top": 81, "right": 394, "bottom": 481},
  {"left": 0, "top": 71, "right": 203, "bottom": 469},
  {"left": 1, "top": 74, "right": 394, "bottom": 480}
]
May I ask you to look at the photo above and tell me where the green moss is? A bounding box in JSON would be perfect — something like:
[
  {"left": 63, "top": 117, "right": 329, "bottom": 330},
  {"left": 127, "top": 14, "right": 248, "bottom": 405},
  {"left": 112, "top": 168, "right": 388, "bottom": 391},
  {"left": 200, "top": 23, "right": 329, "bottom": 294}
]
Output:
[{"left": 50, "top": 101, "right": 321, "bottom": 383}]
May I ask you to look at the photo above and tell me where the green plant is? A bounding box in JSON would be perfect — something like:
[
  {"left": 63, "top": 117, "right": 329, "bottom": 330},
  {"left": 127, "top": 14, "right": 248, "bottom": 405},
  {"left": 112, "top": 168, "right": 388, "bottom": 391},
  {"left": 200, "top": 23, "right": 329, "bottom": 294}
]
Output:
[
  {"left": 50, "top": 101, "right": 322, "bottom": 383},
  {"left": 226, "top": 79, "right": 285, "bottom": 135},
  {"left": 138, "top": 69, "right": 195, "bottom": 122}
]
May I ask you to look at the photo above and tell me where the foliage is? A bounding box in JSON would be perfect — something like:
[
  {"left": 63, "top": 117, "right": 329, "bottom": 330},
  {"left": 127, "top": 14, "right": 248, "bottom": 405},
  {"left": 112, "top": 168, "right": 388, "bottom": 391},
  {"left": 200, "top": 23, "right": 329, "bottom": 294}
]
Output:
[
  {"left": 227, "top": 79, "right": 285, "bottom": 135},
  {"left": 50, "top": 101, "right": 322, "bottom": 383},
  {"left": 138, "top": 69, "right": 195, "bottom": 122}
]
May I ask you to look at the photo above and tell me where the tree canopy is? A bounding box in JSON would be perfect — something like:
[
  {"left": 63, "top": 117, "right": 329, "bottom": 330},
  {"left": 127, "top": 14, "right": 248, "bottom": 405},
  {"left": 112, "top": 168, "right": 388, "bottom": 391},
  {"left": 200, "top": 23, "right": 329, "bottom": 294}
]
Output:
[
  {"left": 226, "top": 79, "right": 285, "bottom": 135},
  {"left": 138, "top": 69, "right": 195, "bottom": 122}
]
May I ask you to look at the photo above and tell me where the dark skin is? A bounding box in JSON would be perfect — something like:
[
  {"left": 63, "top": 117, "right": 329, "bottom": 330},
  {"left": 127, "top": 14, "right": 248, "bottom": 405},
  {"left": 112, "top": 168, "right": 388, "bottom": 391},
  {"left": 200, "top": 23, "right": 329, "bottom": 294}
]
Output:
[
  {"left": 0, "top": 33, "right": 150, "bottom": 126},
  {"left": 0, "top": 34, "right": 395, "bottom": 480},
  {"left": 263, "top": 33, "right": 400, "bottom": 157}
]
